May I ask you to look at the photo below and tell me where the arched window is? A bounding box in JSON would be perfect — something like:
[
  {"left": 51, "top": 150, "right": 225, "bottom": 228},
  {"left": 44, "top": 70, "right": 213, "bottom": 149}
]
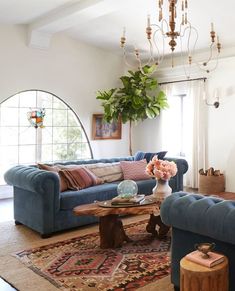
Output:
[{"left": 0, "top": 90, "right": 92, "bottom": 184}]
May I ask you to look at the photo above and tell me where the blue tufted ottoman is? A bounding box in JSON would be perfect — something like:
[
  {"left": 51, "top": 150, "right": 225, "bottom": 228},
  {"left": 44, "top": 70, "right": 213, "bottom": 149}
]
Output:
[{"left": 160, "top": 192, "right": 235, "bottom": 291}]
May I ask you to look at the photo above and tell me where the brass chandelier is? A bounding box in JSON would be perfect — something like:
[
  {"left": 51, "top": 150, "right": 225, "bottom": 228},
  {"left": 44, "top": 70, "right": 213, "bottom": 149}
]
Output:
[{"left": 120, "top": 0, "right": 221, "bottom": 77}]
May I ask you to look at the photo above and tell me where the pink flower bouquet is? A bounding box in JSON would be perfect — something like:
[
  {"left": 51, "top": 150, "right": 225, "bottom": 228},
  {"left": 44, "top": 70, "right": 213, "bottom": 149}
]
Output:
[{"left": 146, "top": 156, "right": 177, "bottom": 181}]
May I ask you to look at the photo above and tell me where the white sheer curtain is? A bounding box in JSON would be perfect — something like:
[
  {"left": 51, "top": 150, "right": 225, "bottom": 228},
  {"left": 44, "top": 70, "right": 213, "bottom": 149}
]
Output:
[
  {"left": 160, "top": 80, "right": 207, "bottom": 188},
  {"left": 186, "top": 80, "right": 207, "bottom": 188}
]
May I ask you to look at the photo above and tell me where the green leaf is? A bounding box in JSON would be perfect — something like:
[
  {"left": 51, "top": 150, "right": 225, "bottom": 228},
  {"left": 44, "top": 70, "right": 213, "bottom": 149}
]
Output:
[
  {"left": 146, "top": 108, "right": 156, "bottom": 119},
  {"left": 120, "top": 76, "right": 130, "bottom": 88},
  {"left": 157, "top": 90, "right": 166, "bottom": 100},
  {"left": 142, "top": 65, "right": 150, "bottom": 74},
  {"left": 135, "top": 89, "right": 142, "bottom": 96},
  {"left": 142, "top": 64, "right": 157, "bottom": 75},
  {"left": 131, "top": 103, "right": 139, "bottom": 110},
  {"left": 133, "top": 95, "right": 141, "bottom": 105},
  {"left": 127, "top": 70, "right": 135, "bottom": 77},
  {"left": 151, "top": 106, "right": 160, "bottom": 115}
]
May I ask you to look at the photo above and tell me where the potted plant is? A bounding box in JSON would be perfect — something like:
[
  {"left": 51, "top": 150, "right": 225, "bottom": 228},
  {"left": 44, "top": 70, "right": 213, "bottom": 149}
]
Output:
[{"left": 96, "top": 65, "right": 168, "bottom": 155}]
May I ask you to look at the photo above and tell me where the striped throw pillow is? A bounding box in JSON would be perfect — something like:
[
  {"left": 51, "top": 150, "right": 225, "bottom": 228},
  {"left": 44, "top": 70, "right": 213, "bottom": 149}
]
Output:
[
  {"left": 85, "top": 162, "right": 123, "bottom": 182},
  {"left": 58, "top": 167, "right": 103, "bottom": 191}
]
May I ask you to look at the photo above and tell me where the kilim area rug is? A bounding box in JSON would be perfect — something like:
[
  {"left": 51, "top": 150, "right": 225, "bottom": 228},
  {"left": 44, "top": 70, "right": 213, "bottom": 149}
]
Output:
[{"left": 14, "top": 220, "right": 171, "bottom": 291}]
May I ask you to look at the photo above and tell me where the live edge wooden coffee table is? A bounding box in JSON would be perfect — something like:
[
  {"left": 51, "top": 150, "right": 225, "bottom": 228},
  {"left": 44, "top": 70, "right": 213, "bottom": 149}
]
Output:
[{"left": 73, "top": 195, "right": 169, "bottom": 249}]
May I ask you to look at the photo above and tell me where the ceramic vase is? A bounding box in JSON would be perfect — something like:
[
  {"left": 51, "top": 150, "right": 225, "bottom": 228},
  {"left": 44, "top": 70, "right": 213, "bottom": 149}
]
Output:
[{"left": 152, "top": 178, "right": 172, "bottom": 201}]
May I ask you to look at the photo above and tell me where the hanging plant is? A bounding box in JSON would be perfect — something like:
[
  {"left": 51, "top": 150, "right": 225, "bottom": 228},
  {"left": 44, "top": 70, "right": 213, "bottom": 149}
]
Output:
[{"left": 96, "top": 65, "right": 168, "bottom": 155}]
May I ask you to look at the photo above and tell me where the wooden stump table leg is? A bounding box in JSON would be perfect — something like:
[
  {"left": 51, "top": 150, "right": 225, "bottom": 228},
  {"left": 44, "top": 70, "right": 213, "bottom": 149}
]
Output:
[
  {"left": 157, "top": 216, "right": 170, "bottom": 239},
  {"left": 146, "top": 214, "right": 158, "bottom": 236},
  {"left": 99, "top": 214, "right": 131, "bottom": 248},
  {"left": 146, "top": 214, "right": 170, "bottom": 238}
]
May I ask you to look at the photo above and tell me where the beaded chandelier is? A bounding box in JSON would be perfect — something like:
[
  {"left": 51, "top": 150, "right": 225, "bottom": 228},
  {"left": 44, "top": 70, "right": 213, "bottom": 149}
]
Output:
[{"left": 120, "top": 0, "right": 221, "bottom": 77}]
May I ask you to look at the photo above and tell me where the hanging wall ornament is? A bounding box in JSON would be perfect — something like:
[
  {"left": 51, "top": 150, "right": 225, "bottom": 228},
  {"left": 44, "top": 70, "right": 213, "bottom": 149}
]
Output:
[{"left": 27, "top": 108, "right": 46, "bottom": 128}]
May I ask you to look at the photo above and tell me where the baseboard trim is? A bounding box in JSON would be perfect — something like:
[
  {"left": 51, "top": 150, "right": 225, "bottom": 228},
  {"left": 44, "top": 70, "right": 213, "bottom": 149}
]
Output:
[
  {"left": 0, "top": 193, "right": 13, "bottom": 199},
  {"left": 0, "top": 185, "right": 13, "bottom": 199}
]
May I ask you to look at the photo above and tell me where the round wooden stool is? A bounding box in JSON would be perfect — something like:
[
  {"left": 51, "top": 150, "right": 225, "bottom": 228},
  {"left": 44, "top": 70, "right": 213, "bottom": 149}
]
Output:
[{"left": 180, "top": 256, "right": 228, "bottom": 291}]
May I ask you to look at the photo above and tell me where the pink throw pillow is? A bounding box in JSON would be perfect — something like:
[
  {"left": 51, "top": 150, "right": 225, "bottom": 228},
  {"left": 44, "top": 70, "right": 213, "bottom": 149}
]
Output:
[{"left": 120, "top": 159, "right": 151, "bottom": 181}]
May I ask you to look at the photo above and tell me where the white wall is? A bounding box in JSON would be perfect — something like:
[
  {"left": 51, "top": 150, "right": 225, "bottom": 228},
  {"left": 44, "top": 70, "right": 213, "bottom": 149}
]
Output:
[
  {"left": 0, "top": 25, "right": 129, "bottom": 159},
  {"left": 132, "top": 118, "right": 163, "bottom": 154},
  {"left": 207, "top": 56, "right": 235, "bottom": 191}
]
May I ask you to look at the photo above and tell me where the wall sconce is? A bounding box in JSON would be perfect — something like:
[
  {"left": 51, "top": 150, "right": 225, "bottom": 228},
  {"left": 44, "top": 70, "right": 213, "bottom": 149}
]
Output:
[
  {"left": 203, "top": 87, "right": 220, "bottom": 108},
  {"left": 205, "top": 99, "right": 220, "bottom": 108}
]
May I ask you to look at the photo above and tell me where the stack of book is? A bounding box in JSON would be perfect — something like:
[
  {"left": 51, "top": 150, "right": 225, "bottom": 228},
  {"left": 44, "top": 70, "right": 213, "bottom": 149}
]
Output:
[
  {"left": 186, "top": 250, "right": 225, "bottom": 268},
  {"left": 111, "top": 194, "right": 145, "bottom": 205}
]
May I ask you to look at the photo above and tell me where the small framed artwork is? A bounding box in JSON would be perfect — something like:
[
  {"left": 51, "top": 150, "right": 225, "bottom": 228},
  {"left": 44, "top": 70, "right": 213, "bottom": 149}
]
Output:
[{"left": 92, "top": 114, "right": 122, "bottom": 140}]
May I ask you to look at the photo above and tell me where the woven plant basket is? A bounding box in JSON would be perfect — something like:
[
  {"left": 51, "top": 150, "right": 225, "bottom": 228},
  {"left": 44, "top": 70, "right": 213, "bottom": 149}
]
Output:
[{"left": 199, "top": 174, "right": 225, "bottom": 195}]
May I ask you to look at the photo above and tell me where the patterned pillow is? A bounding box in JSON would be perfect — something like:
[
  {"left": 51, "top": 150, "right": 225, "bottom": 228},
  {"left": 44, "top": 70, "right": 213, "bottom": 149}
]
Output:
[
  {"left": 85, "top": 162, "right": 123, "bottom": 183},
  {"left": 37, "top": 163, "right": 68, "bottom": 192},
  {"left": 58, "top": 167, "right": 103, "bottom": 190},
  {"left": 120, "top": 159, "right": 151, "bottom": 181}
]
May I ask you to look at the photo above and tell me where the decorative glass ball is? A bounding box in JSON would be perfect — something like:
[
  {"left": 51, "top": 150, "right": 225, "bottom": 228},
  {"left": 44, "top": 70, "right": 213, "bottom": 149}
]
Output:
[{"left": 117, "top": 180, "right": 138, "bottom": 197}]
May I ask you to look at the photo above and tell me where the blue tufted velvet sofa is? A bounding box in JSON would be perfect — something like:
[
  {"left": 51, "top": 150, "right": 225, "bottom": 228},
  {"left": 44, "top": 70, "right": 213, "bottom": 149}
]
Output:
[
  {"left": 4, "top": 155, "right": 188, "bottom": 238},
  {"left": 160, "top": 192, "right": 235, "bottom": 291}
]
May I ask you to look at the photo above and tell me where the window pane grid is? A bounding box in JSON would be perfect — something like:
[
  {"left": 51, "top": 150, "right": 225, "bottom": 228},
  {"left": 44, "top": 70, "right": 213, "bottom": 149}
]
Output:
[{"left": 0, "top": 90, "right": 92, "bottom": 185}]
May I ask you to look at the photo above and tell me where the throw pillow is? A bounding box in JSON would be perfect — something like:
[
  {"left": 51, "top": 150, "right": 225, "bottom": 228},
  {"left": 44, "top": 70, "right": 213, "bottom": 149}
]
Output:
[
  {"left": 37, "top": 163, "right": 68, "bottom": 192},
  {"left": 120, "top": 159, "right": 151, "bottom": 181},
  {"left": 134, "top": 151, "right": 167, "bottom": 162},
  {"left": 37, "top": 163, "right": 60, "bottom": 172},
  {"left": 85, "top": 162, "right": 123, "bottom": 182},
  {"left": 58, "top": 167, "right": 103, "bottom": 190},
  {"left": 133, "top": 151, "right": 145, "bottom": 161}
]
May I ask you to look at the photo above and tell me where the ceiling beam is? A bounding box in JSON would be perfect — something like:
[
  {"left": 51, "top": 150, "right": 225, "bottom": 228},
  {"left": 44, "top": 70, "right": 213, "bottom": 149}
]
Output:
[{"left": 28, "top": 0, "right": 125, "bottom": 49}]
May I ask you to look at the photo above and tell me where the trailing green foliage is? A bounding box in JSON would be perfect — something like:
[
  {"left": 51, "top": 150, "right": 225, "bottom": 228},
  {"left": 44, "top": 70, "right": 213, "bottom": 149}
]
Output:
[{"left": 96, "top": 65, "right": 168, "bottom": 124}]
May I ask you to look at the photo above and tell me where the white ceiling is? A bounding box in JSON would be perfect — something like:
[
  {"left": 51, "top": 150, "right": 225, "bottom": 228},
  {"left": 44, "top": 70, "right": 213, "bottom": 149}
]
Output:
[
  {"left": 0, "top": 0, "right": 70, "bottom": 24},
  {"left": 0, "top": 0, "right": 235, "bottom": 57}
]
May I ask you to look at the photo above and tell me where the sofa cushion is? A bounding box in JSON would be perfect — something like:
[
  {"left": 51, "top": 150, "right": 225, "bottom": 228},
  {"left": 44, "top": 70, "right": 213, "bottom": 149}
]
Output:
[
  {"left": 85, "top": 162, "right": 123, "bottom": 182},
  {"left": 60, "top": 183, "right": 120, "bottom": 210},
  {"left": 134, "top": 151, "right": 167, "bottom": 162},
  {"left": 120, "top": 159, "right": 151, "bottom": 181},
  {"left": 58, "top": 167, "right": 102, "bottom": 190}
]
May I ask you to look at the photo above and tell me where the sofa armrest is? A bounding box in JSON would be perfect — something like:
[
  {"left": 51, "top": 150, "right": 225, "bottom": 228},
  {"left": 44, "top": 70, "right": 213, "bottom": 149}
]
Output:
[
  {"left": 4, "top": 165, "right": 60, "bottom": 210},
  {"left": 163, "top": 157, "right": 188, "bottom": 192},
  {"left": 160, "top": 192, "right": 235, "bottom": 245},
  {"left": 164, "top": 157, "right": 188, "bottom": 175}
]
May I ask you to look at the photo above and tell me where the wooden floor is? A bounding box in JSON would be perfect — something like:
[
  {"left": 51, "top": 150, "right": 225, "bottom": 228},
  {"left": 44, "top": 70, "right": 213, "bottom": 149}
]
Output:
[{"left": 213, "top": 192, "right": 235, "bottom": 200}]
